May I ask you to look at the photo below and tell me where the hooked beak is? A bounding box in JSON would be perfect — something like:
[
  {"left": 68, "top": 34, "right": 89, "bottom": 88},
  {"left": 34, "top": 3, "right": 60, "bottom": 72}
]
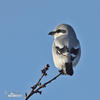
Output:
[{"left": 48, "top": 31, "right": 55, "bottom": 35}]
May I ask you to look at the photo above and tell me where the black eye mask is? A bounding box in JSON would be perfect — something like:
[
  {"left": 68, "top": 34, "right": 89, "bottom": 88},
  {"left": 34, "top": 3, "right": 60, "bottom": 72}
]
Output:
[
  {"left": 56, "top": 29, "right": 66, "bottom": 33},
  {"left": 48, "top": 29, "right": 66, "bottom": 35}
]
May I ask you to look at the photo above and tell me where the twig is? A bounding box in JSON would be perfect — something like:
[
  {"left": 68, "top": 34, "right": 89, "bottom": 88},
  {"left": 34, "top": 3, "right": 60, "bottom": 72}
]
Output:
[
  {"left": 25, "top": 64, "right": 62, "bottom": 100},
  {"left": 31, "top": 64, "right": 49, "bottom": 90}
]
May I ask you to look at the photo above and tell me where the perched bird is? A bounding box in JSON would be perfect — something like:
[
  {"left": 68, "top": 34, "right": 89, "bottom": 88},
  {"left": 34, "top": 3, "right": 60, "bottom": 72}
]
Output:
[{"left": 49, "top": 24, "right": 81, "bottom": 76}]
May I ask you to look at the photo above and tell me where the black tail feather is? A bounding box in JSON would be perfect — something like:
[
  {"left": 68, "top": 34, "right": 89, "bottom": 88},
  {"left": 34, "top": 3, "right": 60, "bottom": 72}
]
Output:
[{"left": 65, "top": 63, "right": 74, "bottom": 76}]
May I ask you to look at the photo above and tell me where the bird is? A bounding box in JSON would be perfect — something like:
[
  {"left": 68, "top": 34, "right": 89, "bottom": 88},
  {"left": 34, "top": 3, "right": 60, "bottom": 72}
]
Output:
[{"left": 48, "top": 24, "right": 81, "bottom": 76}]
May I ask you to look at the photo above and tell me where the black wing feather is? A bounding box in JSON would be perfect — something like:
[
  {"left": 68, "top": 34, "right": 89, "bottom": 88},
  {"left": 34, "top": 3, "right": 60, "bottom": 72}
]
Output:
[
  {"left": 55, "top": 46, "right": 69, "bottom": 55},
  {"left": 70, "top": 48, "right": 80, "bottom": 61}
]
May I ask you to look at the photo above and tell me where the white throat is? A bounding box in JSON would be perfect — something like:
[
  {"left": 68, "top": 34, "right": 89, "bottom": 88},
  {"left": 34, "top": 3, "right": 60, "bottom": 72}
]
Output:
[{"left": 54, "top": 32, "right": 64, "bottom": 39}]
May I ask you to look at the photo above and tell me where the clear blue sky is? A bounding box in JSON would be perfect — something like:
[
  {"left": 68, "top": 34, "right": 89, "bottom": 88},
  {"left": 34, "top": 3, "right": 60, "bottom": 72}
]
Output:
[{"left": 0, "top": 0, "right": 100, "bottom": 100}]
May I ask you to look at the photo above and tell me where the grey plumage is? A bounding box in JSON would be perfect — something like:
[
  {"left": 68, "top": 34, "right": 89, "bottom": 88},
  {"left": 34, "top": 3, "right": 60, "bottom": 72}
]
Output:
[{"left": 49, "top": 24, "right": 81, "bottom": 76}]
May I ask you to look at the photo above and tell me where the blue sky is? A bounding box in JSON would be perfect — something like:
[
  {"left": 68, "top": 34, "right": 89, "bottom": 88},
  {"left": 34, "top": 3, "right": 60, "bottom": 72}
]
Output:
[{"left": 0, "top": 0, "right": 100, "bottom": 100}]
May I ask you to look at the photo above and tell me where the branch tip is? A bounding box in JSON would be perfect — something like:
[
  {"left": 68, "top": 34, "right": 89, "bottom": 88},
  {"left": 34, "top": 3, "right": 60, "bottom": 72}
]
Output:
[
  {"left": 36, "top": 90, "right": 42, "bottom": 95},
  {"left": 31, "top": 85, "right": 37, "bottom": 90}
]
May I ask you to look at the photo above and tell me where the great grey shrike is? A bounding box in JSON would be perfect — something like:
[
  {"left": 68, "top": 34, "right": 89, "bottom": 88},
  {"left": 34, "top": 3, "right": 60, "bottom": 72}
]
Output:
[{"left": 49, "top": 24, "right": 81, "bottom": 76}]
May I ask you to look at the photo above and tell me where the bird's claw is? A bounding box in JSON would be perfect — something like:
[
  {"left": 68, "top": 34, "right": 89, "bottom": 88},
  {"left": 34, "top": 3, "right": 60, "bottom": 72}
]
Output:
[{"left": 59, "top": 70, "right": 64, "bottom": 75}]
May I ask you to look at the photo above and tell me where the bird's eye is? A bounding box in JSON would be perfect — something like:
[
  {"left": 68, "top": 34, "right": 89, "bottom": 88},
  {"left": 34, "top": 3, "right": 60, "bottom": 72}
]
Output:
[{"left": 56, "top": 29, "right": 66, "bottom": 33}]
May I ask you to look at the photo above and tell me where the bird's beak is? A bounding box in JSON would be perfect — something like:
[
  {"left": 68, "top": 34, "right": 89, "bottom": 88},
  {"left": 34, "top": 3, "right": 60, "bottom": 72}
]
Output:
[{"left": 48, "top": 31, "right": 55, "bottom": 35}]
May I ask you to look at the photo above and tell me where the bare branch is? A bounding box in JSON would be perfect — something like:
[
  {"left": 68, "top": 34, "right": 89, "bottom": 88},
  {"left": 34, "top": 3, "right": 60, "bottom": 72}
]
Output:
[
  {"left": 25, "top": 64, "right": 62, "bottom": 100},
  {"left": 31, "top": 64, "right": 50, "bottom": 90}
]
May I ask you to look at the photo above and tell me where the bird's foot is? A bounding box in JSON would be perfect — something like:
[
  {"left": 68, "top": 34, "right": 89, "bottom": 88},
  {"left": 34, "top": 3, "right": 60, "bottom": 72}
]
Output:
[{"left": 59, "top": 69, "right": 65, "bottom": 75}]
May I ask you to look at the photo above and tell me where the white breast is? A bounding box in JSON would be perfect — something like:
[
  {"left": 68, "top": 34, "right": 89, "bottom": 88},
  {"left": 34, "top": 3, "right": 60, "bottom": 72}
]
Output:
[{"left": 52, "top": 42, "right": 71, "bottom": 70}]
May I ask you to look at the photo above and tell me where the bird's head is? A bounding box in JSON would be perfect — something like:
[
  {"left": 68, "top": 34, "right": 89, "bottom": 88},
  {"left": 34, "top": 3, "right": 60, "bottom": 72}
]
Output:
[{"left": 49, "top": 24, "right": 73, "bottom": 38}]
